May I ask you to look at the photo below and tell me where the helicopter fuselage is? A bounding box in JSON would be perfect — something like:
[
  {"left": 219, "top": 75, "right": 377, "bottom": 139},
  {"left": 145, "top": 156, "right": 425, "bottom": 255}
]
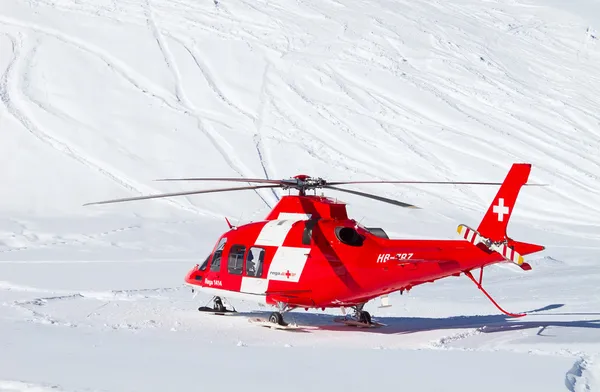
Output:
[{"left": 184, "top": 195, "right": 540, "bottom": 309}]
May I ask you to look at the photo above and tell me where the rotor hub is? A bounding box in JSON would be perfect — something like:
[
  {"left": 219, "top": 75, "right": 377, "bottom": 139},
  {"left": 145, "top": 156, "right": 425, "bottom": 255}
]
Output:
[{"left": 283, "top": 176, "right": 327, "bottom": 195}]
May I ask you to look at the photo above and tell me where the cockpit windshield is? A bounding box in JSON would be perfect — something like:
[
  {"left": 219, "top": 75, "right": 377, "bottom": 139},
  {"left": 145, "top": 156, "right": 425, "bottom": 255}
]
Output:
[
  {"left": 198, "top": 255, "right": 210, "bottom": 271},
  {"left": 210, "top": 237, "right": 227, "bottom": 272},
  {"left": 198, "top": 237, "right": 227, "bottom": 272}
]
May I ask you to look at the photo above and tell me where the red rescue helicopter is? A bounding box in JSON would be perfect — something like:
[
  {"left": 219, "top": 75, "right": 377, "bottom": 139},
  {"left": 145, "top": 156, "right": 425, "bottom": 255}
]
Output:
[{"left": 85, "top": 163, "right": 545, "bottom": 328}]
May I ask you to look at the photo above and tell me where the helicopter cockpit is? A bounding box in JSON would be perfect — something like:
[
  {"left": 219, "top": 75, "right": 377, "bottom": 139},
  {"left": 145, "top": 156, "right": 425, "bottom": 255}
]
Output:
[{"left": 197, "top": 237, "right": 266, "bottom": 279}]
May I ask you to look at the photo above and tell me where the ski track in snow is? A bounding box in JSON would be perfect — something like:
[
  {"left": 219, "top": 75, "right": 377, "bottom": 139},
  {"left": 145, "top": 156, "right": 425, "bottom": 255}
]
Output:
[
  {"left": 0, "top": 380, "right": 69, "bottom": 392},
  {"left": 8, "top": 1, "right": 450, "bottom": 192},
  {"left": 566, "top": 356, "right": 596, "bottom": 392},
  {"left": 1, "top": 280, "right": 177, "bottom": 298},
  {"left": 144, "top": 0, "right": 187, "bottom": 106},
  {"left": 0, "top": 16, "right": 180, "bottom": 110},
  {"left": 0, "top": 223, "right": 139, "bottom": 254},
  {"left": 250, "top": 61, "right": 282, "bottom": 202},
  {"left": 4, "top": 283, "right": 179, "bottom": 328},
  {"left": 142, "top": 8, "right": 276, "bottom": 208},
  {"left": 171, "top": 34, "right": 255, "bottom": 120},
  {"left": 429, "top": 328, "right": 483, "bottom": 349},
  {"left": 0, "top": 29, "right": 216, "bottom": 217},
  {"left": 3, "top": 1, "right": 597, "bottom": 216},
  {"left": 0, "top": 13, "right": 274, "bottom": 213}
]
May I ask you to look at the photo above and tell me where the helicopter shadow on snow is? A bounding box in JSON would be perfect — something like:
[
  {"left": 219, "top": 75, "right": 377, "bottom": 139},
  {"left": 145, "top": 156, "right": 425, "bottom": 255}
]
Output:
[{"left": 245, "top": 304, "right": 600, "bottom": 335}]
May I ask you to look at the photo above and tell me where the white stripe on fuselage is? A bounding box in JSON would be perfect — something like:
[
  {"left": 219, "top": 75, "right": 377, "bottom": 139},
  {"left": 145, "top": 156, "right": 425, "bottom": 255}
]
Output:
[
  {"left": 255, "top": 220, "right": 297, "bottom": 246},
  {"left": 254, "top": 213, "right": 310, "bottom": 247},
  {"left": 277, "top": 213, "right": 312, "bottom": 220},
  {"left": 266, "top": 246, "right": 309, "bottom": 283},
  {"left": 254, "top": 215, "right": 311, "bottom": 283},
  {"left": 241, "top": 276, "right": 268, "bottom": 294}
]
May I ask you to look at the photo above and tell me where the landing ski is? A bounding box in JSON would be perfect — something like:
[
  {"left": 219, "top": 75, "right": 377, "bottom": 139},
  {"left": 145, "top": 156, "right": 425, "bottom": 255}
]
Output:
[
  {"left": 197, "top": 306, "right": 237, "bottom": 316},
  {"left": 247, "top": 317, "right": 307, "bottom": 331},
  {"left": 333, "top": 317, "right": 386, "bottom": 328}
]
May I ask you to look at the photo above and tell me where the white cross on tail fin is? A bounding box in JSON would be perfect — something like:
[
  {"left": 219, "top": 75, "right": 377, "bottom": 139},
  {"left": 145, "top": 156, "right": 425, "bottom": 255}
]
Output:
[{"left": 476, "top": 163, "right": 531, "bottom": 241}]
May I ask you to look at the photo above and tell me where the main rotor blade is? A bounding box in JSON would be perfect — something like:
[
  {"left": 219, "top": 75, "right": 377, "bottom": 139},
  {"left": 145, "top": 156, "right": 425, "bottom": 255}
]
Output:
[
  {"left": 83, "top": 184, "right": 282, "bottom": 206},
  {"left": 327, "top": 180, "right": 547, "bottom": 186},
  {"left": 324, "top": 185, "right": 419, "bottom": 209},
  {"left": 154, "top": 177, "right": 287, "bottom": 185}
]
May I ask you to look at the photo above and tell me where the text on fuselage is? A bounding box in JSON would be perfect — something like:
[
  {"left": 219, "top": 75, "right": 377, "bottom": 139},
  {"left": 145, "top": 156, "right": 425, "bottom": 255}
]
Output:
[
  {"left": 204, "top": 279, "right": 222, "bottom": 286},
  {"left": 376, "top": 253, "right": 413, "bottom": 263}
]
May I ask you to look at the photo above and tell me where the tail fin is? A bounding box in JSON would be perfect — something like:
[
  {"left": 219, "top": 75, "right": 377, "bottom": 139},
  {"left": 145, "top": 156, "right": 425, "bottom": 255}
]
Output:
[{"left": 476, "top": 163, "right": 531, "bottom": 241}]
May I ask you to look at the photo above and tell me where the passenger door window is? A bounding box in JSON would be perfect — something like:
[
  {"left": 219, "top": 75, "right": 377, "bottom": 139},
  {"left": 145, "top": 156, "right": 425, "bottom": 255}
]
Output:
[
  {"left": 245, "top": 247, "right": 265, "bottom": 277},
  {"left": 228, "top": 245, "right": 245, "bottom": 275}
]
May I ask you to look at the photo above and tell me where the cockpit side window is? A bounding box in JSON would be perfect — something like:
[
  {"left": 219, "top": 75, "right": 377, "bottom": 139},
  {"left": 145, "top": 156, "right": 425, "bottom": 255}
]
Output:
[
  {"left": 245, "top": 247, "right": 265, "bottom": 277},
  {"left": 209, "top": 237, "right": 227, "bottom": 272},
  {"left": 228, "top": 245, "right": 245, "bottom": 275}
]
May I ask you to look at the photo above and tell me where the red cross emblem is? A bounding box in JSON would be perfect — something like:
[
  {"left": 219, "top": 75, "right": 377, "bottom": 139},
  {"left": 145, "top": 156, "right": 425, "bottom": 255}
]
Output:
[{"left": 285, "top": 270, "right": 291, "bottom": 279}]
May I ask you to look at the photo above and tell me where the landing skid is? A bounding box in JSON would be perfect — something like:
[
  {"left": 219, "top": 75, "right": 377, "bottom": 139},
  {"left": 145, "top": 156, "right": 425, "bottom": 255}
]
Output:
[
  {"left": 247, "top": 317, "right": 305, "bottom": 331},
  {"left": 334, "top": 306, "right": 385, "bottom": 328},
  {"left": 197, "top": 306, "right": 237, "bottom": 316},
  {"left": 198, "top": 296, "right": 237, "bottom": 316},
  {"left": 333, "top": 317, "right": 386, "bottom": 328}
]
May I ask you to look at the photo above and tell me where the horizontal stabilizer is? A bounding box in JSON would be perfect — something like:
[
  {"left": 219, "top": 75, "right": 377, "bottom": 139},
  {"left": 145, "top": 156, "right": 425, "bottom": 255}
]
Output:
[
  {"left": 490, "top": 242, "right": 524, "bottom": 266},
  {"left": 457, "top": 224, "right": 526, "bottom": 266},
  {"left": 457, "top": 224, "right": 485, "bottom": 246},
  {"left": 510, "top": 240, "right": 545, "bottom": 256}
]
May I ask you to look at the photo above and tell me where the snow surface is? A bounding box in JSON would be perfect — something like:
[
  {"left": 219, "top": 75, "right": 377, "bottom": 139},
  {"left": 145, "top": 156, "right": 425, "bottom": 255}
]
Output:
[{"left": 1, "top": 0, "right": 600, "bottom": 390}]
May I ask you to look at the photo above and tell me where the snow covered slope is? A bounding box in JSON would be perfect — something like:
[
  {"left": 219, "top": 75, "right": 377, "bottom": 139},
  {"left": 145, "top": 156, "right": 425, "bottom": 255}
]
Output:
[{"left": 1, "top": 0, "right": 599, "bottom": 391}]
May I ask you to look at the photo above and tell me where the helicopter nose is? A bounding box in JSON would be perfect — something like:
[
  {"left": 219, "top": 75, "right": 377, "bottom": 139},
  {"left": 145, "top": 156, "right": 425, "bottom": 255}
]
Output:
[{"left": 185, "top": 266, "right": 203, "bottom": 284}]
